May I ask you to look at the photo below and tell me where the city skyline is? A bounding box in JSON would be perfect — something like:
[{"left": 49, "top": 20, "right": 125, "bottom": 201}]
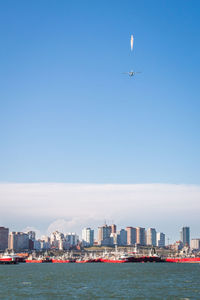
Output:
[{"left": 1, "top": 224, "right": 196, "bottom": 252}]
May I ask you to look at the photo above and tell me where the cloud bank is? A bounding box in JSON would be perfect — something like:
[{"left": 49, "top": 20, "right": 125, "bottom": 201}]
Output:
[{"left": 0, "top": 183, "right": 199, "bottom": 240}]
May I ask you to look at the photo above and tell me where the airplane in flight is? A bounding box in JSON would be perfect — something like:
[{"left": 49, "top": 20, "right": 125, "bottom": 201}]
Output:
[{"left": 122, "top": 71, "right": 141, "bottom": 77}]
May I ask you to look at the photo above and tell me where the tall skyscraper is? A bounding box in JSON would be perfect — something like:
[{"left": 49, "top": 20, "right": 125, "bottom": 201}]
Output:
[
  {"left": 0, "top": 227, "right": 9, "bottom": 250},
  {"left": 98, "top": 224, "right": 112, "bottom": 246},
  {"left": 146, "top": 228, "right": 157, "bottom": 246},
  {"left": 156, "top": 232, "right": 165, "bottom": 247},
  {"left": 8, "top": 232, "right": 29, "bottom": 251},
  {"left": 82, "top": 228, "right": 94, "bottom": 246},
  {"left": 136, "top": 227, "right": 146, "bottom": 245},
  {"left": 126, "top": 227, "right": 136, "bottom": 245},
  {"left": 180, "top": 227, "right": 190, "bottom": 246}
]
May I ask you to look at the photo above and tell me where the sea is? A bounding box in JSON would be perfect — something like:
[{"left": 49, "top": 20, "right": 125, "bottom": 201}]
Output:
[{"left": 0, "top": 263, "right": 199, "bottom": 299}]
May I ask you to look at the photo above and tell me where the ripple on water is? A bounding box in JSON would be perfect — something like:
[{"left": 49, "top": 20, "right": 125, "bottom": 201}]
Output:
[{"left": 0, "top": 263, "right": 199, "bottom": 299}]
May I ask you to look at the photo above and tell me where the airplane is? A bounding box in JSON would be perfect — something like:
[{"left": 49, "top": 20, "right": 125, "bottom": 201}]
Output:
[{"left": 122, "top": 71, "right": 141, "bottom": 77}]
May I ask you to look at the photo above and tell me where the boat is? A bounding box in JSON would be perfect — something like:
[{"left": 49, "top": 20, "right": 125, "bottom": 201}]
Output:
[
  {"left": 52, "top": 259, "right": 74, "bottom": 263},
  {"left": 25, "top": 257, "right": 52, "bottom": 263},
  {"left": 75, "top": 258, "right": 95, "bottom": 263},
  {"left": 25, "top": 259, "right": 43, "bottom": 263},
  {"left": 165, "top": 257, "right": 200, "bottom": 263},
  {"left": 100, "top": 258, "right": 128, "bottom": 263},
  {"left": 0, "top": 253, "right": 18, "bottom": 264}
]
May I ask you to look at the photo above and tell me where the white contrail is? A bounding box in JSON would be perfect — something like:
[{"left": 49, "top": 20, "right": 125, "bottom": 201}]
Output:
[{"left": 130, "top": 34, "right": 134, "bottom": 51}]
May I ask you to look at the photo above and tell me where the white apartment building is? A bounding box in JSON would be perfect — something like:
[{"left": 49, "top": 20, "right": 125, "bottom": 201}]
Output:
[
  {"left": 82, "top": 228, "right": 94, "bottom": 247},
  {"left": 191, "top": 239, "right": 200, "bottom": 250}
]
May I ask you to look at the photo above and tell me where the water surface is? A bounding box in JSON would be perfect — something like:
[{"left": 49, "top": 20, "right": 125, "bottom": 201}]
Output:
[{"left": 0, "top": 263, "right": 199, "bottom": 299}]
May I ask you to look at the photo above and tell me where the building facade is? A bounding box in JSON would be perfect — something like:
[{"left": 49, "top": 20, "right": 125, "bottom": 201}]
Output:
[
  {"left": 191, "top": 239, "right": 200, "bottom": 250},
  {"left": 180, "top": 227, "right": 190, "bottom": 246},
  {"left": 136, "top": 227, "right": 146, "bottom": 245},
  {"left": 8, "top": 232, "right": 29, "bottom": 251},
  {"left": 27, "top": 231, "right": 36, "bottom": 241},
  {"left": 0, "top": 227, "right": 9, "bottom": 251},
  {"left": 65, "top": 233, "right": 79, "bottom": 247},
  {"left": 119, "top": 229, "right": 127, "bottom": 246},
  {"left": 50, "top": 231, "right": 65, "bottom": 249},
  {"left": 146, "top": 228, "right": 157, "bottom": 246},
  {"left": 126, "top": 227, "right": 136, "bottom": 245},
  {"left": 111, "top": 224, "right": 117, "bottom": 234},
  {"left": 98, "top": 224, "right": 112, "bottom": 246},
  {"left": 82, "top": 228, "right": 94, "bottom": 247},
  {"left": 156, "top": 232, "right": 165, "bottom": 247}
]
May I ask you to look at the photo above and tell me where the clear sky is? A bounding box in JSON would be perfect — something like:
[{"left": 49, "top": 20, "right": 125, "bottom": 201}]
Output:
[
  {"left": 0, "top": 1, "right": 200, "bottom": 240},
  {"left": 0, "top": 0, "right": 200, "bottom": 184}
]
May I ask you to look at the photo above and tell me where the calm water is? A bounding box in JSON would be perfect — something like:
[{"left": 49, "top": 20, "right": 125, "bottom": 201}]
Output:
[{"left": 0, "top": 263, "right": 199, "bottom": 299}]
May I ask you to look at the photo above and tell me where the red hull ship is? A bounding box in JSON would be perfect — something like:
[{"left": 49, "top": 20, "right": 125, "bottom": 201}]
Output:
[
  {"left": 166, "top": 257, "right": 200, "bottom": 263},
  {"left": 100, "top": 258, "right": 128, "bottom": 263},
  {"left": 0, "top": 253, "right": 18, "bottom": 264},
  {"left": 0, "top": 257, "right": 18, "bottom": 264}
]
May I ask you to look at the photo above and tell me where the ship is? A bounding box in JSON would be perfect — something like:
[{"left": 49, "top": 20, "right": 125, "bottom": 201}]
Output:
[
  {"left": 25, "top": 256, "right": 52, "bottom": 263},
  {"left": 166, "top": 257, "right": 200, "bottom": 263},
  {"left": 0, "top": 253, "right": 18, "bottom": 264},
  {"left": 52, "top": 259, "right": 75, "bottom": 263},
  {"left": 100, "top": 257, "right": 128, "bottom": 263}
]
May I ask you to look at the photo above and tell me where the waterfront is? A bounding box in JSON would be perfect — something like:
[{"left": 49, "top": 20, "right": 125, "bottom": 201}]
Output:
[{"left": 0, "top": 264, "right": 199, "bottom": 299}]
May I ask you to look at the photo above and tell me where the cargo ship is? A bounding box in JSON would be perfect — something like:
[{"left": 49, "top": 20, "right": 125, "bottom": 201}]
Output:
[
  {"left": 166, "top": 257, "right": 200, "bottom": 263},
  {"left": 125, "top": 255, "right": 166, "bottom": 263}
]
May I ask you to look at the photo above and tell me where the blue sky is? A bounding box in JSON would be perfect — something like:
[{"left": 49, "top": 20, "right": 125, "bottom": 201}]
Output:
[{"left": 0, "top": 0, "right": 200, "bottom": 184}]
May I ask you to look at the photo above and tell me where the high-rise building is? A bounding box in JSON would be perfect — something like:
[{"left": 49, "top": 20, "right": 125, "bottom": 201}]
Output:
[
  {"left": 180, "top": 227, "right": 190, "bottom": 246},
  {"left": 27, "top": 231, "right": 36, "bottom": 241},
  {"left": 50, "top": 231, "right": 64, "bottom": 248},
  {"left": 40, "top": 239, "right": 51, "bottom": 250},
  {"left": 65, "top": 233, "right": 79, "bottom": 247},
  {"left": 146, "top": 228, "right": 157, "bottom": 246},
  {"left": 119, "top": 229, "right": 127, "bottom": 246},
  {"left": 190, "top": 239, "right": 200, "bottom": 250},
  {"left": 126, "top": 227, "right": 136, "bottom": 245},
  {"left": 33, "top": 240, "right": 41, "bottom": 251},
  {"left": 41, "top": 235, "right": 50, "bottom": 243},
  {"left": 98, "top": 224, "right": 112, "bottom": 246},
  {"left": 0, "top": 227, "right": 9, "bottom": 250},
  {"left": 111, "top": 224, "right": 117, "bottom": 234},
  {"left": 156, "top": 232, "right": 165, "bottom": 247},
  {"left": 8, "top": 232, "right": 29, "bottom": 251},
  {"left": 110, "top": 233, "right": 118, "bottom": 245},
  {"left": 136, "top": 227, "right": 146, "bottom": 245},
  {"left": 82, "top": 228, "right": 94, "bottom": 247}
]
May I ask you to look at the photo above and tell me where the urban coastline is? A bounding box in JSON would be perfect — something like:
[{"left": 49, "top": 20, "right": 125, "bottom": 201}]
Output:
[{"left": 0, "top": 224, "right": 200, "bottom": 264}]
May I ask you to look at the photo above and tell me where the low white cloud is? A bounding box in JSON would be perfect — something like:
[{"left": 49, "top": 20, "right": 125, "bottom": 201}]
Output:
[{"left": 0, "top": 183, "right": 200, "bottom": 240}]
